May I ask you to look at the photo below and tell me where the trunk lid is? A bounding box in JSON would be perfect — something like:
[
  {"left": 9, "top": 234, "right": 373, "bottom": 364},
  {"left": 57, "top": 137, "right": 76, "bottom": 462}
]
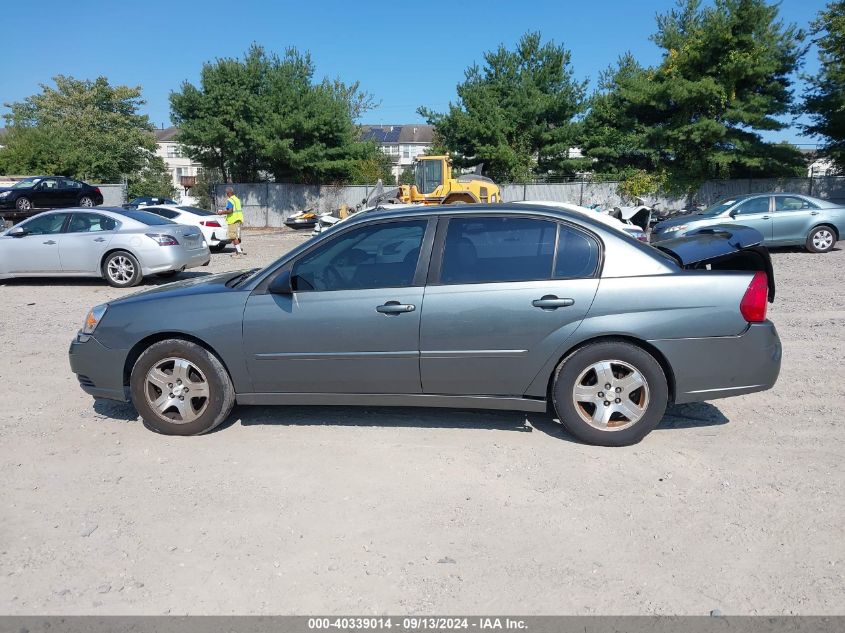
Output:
[{"left": 655, "top": 224, "right": 775, "bottom": 301}]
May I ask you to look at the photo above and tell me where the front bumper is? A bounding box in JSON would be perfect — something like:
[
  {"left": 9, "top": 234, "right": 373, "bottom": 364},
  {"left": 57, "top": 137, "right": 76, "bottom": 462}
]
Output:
[
  {"left": 649, "top": 321, "right": 782, "bottom": 404},
  {"left": 68, "top": 335, "right": 130, "bottom": 401}
]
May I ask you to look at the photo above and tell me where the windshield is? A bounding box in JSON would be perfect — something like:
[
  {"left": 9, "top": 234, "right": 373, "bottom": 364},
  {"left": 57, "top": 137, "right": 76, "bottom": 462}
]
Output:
[
  {"left": 415, "top": 159, "right": 443, "bottom": 195},
  {"left": 114, "top": 209, "right": 175, "bottom": 225},
  {"left": 177, "top": 206, "right": 215, "bottom": 216},
  {"left": 697, "top": 197, "right": 744, "bottom": 217},
  {"left": 10, "top": 177, "right": 42, "bottom": 189}
]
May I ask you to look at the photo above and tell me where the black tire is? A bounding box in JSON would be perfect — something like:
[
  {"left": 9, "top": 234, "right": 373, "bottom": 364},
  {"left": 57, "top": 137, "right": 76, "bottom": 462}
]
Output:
[
  {"left": 102, "top": 250, "right": 143, "bottom": 288},
  {"left": 130, "top": 339, "right": 235, "bottom": 436},
  {"left": 551, "top": 340, "right": 668, "bottom": 446},
  {"left": 15, "top": 197, "right": 32, "bottom": 211},
  {"left": 210, "top": 242, "right": 227, "bottom": 253},
  {"left": 79, "top": 196, "right": 95, "bottom": 207},
  {"left": 156, "top": 270, "right": 180, "bottom": 279},
  {"left": 805, "top": 225, "right": 837, "bottom": 253}
]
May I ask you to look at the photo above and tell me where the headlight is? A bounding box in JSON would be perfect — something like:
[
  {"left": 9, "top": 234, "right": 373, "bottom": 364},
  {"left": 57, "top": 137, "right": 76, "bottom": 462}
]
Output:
[
  {"left": 663, "top": 224, "right": 689, "bottom": 234},
  {"left": 82, "top": 304, "right": 108, "bottom": 335},
  {"left": 0, "top": 191, "right": 10, "bottom": 198}
]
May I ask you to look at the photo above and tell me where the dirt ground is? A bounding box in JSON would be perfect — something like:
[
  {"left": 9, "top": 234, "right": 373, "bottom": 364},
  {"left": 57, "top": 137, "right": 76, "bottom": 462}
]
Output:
[{"left": 0, "top": 227, "right": 842, "bottom": 616}]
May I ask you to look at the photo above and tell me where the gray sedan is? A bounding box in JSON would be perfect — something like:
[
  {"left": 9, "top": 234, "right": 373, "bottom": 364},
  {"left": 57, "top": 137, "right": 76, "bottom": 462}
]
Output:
[
  {"left": 69, "top": 205, "right": 781, "bottom": 446},
  {"left": 652, "top": 193, "right": 845, "bottom": 253},
  {"left": 0, "top": 207, "right": 210, "bottom": 287}
]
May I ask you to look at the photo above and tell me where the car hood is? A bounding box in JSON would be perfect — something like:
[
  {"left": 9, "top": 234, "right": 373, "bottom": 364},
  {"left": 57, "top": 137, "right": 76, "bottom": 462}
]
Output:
[
  {"left": 0, "top": 186, "right": 28, "bottom": 194},
  {"left": 109, "top": 270, "right": 251, "bottom": 305},
  {"left": 655, "top": 224, "right": 775, "bottom": 301}
]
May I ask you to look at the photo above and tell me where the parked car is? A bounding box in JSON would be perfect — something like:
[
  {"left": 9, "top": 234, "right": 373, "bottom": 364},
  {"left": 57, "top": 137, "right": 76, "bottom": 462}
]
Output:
[
  {"left": 652, "top": 193, "right": 845, "bottom": 253},
  {"left": 69, "top": 204, "right": 780, "bottom": 446},
  {"left": 0, "top": 177, "right": 103, "bottom": 217},
  {"left": 124, "top": 197, "right": 177, "bottom": 209},
  {"left": 139, "top": 204, "right": 231, "bottom": 252},
  {"left": 0, "top": 207, "right": 210, "bottom": 287}
]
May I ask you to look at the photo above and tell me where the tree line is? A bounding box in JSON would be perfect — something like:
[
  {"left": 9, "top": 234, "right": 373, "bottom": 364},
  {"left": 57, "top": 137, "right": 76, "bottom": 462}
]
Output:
[{"left": 0, "top": 0, "right": 842, "bottom": 200}]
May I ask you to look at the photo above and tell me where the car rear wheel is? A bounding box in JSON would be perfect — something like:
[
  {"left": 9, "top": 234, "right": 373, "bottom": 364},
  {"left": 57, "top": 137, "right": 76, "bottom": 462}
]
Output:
[
  {"left": 210, "top": 243, "right": 227, "bottom": 252},
  {"left": 102, "top": 251, "right": 143, "bottom": 288},
  {"left": 130, "top": 339, "right": 235, "bottom": 436},
  {"left": 79, "top": 196, "right": 94, "bottom": 207},
  {"left": 806, "top": 226, "right": 836, "bottom": 253},
  {"left": 15, "top": 197, "right": 31, "bottom": 211},
  {"left": 552, "top": 341, "right": 668, "bottom": 446}
]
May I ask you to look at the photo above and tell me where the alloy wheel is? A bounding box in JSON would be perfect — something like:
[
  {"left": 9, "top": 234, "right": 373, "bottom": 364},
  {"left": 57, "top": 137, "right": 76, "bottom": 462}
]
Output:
[
  {"left": 572, "top": 360, "right": 650, "bottom": 431},
  {"left": 144, "top": 357, "right": 210, "bottom": 424},
  {"left": 106, "top": 255, "right": 135, "bottom": 284},
  {"left": 79, "top": 197, "right": 94, "bottom": 207},
  {"left": 813, "top": 229, "right": 834, "bottom": 251},
  {"left": 16, "top": 198, "right": 31, "bottom": 210}
]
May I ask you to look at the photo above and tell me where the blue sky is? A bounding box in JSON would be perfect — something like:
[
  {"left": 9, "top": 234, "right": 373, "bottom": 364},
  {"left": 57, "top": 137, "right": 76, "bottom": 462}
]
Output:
[{"left": 0, "top": 0, "right": 826, "bottom": 146}]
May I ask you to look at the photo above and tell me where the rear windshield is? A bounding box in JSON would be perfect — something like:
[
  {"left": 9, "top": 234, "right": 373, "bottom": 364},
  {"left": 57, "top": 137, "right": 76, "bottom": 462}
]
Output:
[
  {"left": 177, "top": 206, "right": 215, "bottom": 216},
  {"left": 115, "top": 209, "right": 175, "bottom": 225}
]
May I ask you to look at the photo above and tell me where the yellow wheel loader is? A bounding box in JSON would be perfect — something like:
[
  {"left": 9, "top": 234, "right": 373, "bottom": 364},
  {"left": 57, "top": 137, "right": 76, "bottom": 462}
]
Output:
[{"left": 397, "top": 155, "right": 502, "bottom": 205}]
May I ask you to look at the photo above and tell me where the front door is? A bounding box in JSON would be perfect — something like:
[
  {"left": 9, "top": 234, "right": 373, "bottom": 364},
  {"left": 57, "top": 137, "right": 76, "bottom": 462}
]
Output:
[
  {"left": 30, "top": 178, "right": 62, "bottom": 208},
  {"left": 420, "top": 216, "right": 601, "bottom": 396},
  {"left": 729, "top": 196, "right": 773, "bottom": 239},
  {"left": 771, "top": 195, "right": 816, "bottom": 244},
  {"left": 242, "top": 218, "right": 433, "bottom": 394},
  {"left": 2, "top": 212, "right": 70, "bottom": 273},
  {"left": 57, "top": 213, "right": 118, "bottom": 273}
]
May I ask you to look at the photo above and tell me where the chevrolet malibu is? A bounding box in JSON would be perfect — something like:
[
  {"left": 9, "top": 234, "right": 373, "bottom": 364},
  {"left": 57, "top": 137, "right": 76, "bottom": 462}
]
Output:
[
  {"left": 69, "top": 205, "right": 781, "bottom": 446},
  {"left": 652, "top": 193, "right": 845, "bottom": 253},
  {"left": 0, "top": 207, "right": 210, "bottom": 287}
]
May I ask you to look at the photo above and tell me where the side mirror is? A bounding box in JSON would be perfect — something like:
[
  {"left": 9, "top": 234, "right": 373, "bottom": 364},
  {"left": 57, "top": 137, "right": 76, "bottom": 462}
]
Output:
[
  {"left": 8, "top": 226, "right": 27, "bottom": 238},
  {"left": 268, "top": 269, "right": 292, "bottom": 295},
  {"left": 728, "top": 209, "right": 737, "bottom": 219}
]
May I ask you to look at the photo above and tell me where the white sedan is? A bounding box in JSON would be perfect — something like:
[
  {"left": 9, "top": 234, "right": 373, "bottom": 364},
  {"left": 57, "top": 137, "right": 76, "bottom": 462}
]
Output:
[
  {"left": 140, "top": 205, "right": 231, "bottom": 252},
  {"left": 517, "top": 201, "right": 649, "bottom": 242}
]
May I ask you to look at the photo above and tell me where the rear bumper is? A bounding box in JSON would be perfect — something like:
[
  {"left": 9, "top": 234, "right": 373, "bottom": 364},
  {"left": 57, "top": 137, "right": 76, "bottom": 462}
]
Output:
[
  {"left": 649, "top": 321, "right": 782, "bottom": 404},
  {"left": 68, "top": 335, "right": 130, "bottom": 401},
  {"left": 140, "top": 246, "right": 211, "bottom": 275}
]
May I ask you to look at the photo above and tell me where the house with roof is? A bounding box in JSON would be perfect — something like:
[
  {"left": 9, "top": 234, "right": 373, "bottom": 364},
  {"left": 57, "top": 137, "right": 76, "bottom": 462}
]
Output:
[
  {"left": 154, "top": 126, "right": 203, "bottom": 197},
  {"left": 360, "top": 124, "right": 434, "bottom": 182}
]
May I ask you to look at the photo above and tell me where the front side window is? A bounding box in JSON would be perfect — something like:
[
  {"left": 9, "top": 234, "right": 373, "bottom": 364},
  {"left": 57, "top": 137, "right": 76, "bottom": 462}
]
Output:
[
  {"left": 19, "top": 213, "right": 70, "bottom": 235},
  {"left": 440, "top": 216, "right": 557, "bottom": 284},
  {"left": 292, "top": 220, "right": 427, "bottom": 291},
  {"left": 775, "top": 196, "right": 817, "bottom": 211},
  {"left": 734, "top": 197, "right": 770, "bottom": 215},
  {"left": 39, "top": 178, "right": 59, "bottom": 190},
  {"left": 67, "top": 213, "right": 117, "bottom": 233}
]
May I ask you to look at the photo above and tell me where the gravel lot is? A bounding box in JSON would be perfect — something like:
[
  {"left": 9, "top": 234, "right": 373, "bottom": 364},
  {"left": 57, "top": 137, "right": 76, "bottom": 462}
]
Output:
[{"left": 0, "top": 228, "right": 842, "bottom": 615}]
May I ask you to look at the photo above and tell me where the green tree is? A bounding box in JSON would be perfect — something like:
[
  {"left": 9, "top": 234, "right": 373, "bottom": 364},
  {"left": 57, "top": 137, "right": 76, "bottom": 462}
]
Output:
[
  {"left": 170, "top": 44, "right": 377, "bottom": 184},
  {"left": 580, "top": 0, "right": 806, "bottom": 192},
  {"left": 0, "top": 75, "right": 155, "bottom": 181},
  {"left": 419, "top": 32, "right": 587, "bottom": 182},
  {"left": 190, "top": 167, "right": 223, "bottom": 210},
  {"left": 348, "top": 142, "right": 394, "bottom": 185},
  {"left": 398, "top": 166, "right": 416, "bottom": 185},
  {"left": 802, "top": 0, "right": 845, "bottom": 171},
  {"left": 127, "top": 154, "right": 176, "bottom": 200}
]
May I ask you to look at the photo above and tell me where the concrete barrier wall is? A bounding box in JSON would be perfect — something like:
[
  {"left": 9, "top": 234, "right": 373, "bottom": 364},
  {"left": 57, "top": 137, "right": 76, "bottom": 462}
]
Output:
[
  {"left": 213, "top": 177, "right": 845, "bottom": 227},
  {"left": 94, "top": 184, "right": 127, "bottom": 207}
]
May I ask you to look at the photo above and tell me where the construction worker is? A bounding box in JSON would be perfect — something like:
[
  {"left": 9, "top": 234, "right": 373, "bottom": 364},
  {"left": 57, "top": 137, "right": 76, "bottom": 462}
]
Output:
[{"left": 218, "top": 186, "right": 245, "bottom": 257}]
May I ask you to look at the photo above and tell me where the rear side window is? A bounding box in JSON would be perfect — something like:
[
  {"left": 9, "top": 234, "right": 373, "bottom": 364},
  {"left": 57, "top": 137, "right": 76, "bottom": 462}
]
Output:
[
  {"left": 555, "top": 224, "right": 600, "bottom": 278},
  {"left": 440, "top": 216, "right": 556, "bottom": 284},
  {"left": 177, "top": 206, "right": 215, "bottom": 216},
  {"left": 775, "top": 196, "right": 817, "bottom": 211},
  {"left": 115, "top": 209, "right": 174, "bottom": 225},
  {"left": 144, "top": 207, "right": 180, "bottom": 220}
]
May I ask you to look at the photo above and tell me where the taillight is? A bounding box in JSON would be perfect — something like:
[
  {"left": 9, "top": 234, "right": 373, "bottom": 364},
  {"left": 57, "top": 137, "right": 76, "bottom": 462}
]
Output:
[
  {"left": 94, "top": 187, "right": 101, "bottom": 194},
  {"left": 740, "top": 271, "right": 769, "bottom": 322},
  {"left": 146, "top": 233, "right": 179, "bottom": 246},
  {"left": 200, "top": 220, "right": 222, "bottom": 228}
]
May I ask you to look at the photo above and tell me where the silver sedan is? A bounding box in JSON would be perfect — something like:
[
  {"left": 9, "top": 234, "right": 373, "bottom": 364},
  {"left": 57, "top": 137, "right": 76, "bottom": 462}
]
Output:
[{"left": 0, "top": 207, "right": 210, "bottom": 287}]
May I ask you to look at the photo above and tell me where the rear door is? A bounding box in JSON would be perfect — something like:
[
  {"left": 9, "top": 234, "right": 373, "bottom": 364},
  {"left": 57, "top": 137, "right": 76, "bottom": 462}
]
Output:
[
  {"left": 420, "top": 215, "right": 601, "bottom": 396},
  {"left": 2, "top": 212, "right": 70, "bottom": 273},
  {"left": 771, "top": 195, "right": 817, "bottom": 244},
  {"left": 730, "top": 196, "right": 773, "bottom": 239},
  {"left": 242, "top": 218, "right": 433, "bottom": 394},
  {"left": 57, "top": 213, "right": 119, "bottom": 273},
  {"left": 57, "top": 178, "right": 82, "bottom": 207}
]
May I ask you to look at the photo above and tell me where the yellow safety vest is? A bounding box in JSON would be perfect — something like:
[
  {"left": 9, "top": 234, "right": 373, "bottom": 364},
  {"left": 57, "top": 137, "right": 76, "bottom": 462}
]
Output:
[{"left": 226, "top": 195, "right": 244, "bottom": 224}]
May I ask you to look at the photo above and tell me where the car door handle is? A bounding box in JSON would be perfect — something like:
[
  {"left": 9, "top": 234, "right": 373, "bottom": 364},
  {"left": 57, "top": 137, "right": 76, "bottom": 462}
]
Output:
[
  {"left": 810, "top": 211, "right": 819, "bottom": 216},
  {"left": 43, "top": 240, "right": 56, "bottom": 245},
  {"left": 93, "top": 237, "right": 106, "bottom": 242},
  {"left": 376, "top": 301, "right": 416, "bottom": 314},
  {"left": 532, "top": 295, "right": 575, "bottom": 310},
  {"left": 761, "top": 215, "right": 770, "bottom": 220}
]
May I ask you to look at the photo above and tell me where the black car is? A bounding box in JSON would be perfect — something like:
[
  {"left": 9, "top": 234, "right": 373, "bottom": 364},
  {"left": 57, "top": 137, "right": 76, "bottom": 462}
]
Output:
[
  {"left": 124, "top": 196, "right": 177, "bottom": 209},
  {"left": 0, "top": 177, "right": 104, "bottom": 218}
]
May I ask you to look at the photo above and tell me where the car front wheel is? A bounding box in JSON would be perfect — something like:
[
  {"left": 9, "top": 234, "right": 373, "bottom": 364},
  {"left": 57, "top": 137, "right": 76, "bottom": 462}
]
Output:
[
  {"left": 806, "top": 226, "right": 836, "bottom": 253},
  {"left": 130, "top": 339, "right": 235, "bottom": 435},
  {"left": 16, "top": 197, "right": 31, "bottom": 211},
  {"left": 552, "top": 341, "right": 668, "bottom": 446},
  {"left": 102, "top": 251, "right": 143, "bottom": 287}
]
